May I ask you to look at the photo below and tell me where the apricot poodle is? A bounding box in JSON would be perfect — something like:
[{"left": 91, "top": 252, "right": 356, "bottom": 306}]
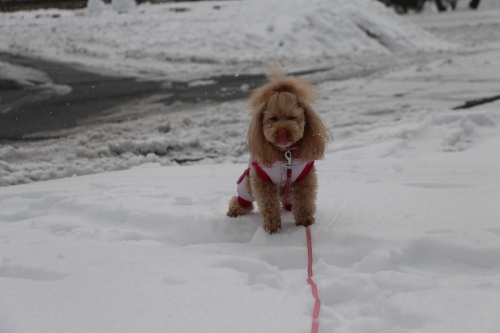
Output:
[{"left": 227, "top": 67, "right": 331, "bottom": 234}]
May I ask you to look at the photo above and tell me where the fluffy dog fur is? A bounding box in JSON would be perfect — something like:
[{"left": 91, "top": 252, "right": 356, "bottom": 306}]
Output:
[{"left": 227, "top": 67, "right": 331, "bottom": 234}]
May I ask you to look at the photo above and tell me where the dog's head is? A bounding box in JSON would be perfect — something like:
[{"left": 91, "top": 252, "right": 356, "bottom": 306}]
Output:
[{"left": 247, "top": 67, "right": 331, "bottom": 167}]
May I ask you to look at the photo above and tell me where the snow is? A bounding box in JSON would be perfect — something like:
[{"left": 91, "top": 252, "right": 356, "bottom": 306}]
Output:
[
  {"left": 0, "top": 0, "right": 453, "bottom": 80},
  {"left": 0, "top": 61, "right": 52, "bottom": 87},
  {"left": 111, "top": 0, "right": 136, "bottom": 12},
  {"left": 86, "top": 0, "right": 106, "bottom": 15},
  {"left": 2, "top": 119, "right": 500, "bottom": 332},
  {"left": 0, "top": 61, "right": 72, "bottom": 108},
  {"left": 2, "top": 0, "right": 500, "bottom": 332}
]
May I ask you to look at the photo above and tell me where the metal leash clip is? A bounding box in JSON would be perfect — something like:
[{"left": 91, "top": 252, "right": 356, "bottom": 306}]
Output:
[{"left": 285, "top": 150, "right": 293, "bottom": 170}]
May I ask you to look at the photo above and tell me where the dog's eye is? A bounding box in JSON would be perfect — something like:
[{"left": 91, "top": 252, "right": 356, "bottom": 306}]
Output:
[
  {"left": 288, "top": 116, "right": 296, "bottom": 120},
  {"left": 270, "top": 117, "right": 278, "bottom": 122}
]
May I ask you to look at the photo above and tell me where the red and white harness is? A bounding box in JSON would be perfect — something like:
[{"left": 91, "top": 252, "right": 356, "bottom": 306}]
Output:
[{"left": 236, "top": 150, "right": 314, "bottom": 211}]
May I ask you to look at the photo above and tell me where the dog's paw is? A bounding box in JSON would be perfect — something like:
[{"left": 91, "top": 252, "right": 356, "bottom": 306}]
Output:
[
  {"left": 227, "top": 205, "right": 252, "bottom": 217},
  {"left": 263, "top": 218, "right": 282, "bottom": 234},
  {"left": 227, "top": 209, "right": 240, "bottom": 217},
  {"left": 295, "top": 216, "right": 315, "bottom": 227},
  {"left": 227, "top": 196, "right": 253, "bottom": 217}
]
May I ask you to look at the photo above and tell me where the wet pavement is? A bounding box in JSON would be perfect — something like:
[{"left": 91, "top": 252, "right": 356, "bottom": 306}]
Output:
[{"left": 0, "top": 53, "right": 269, "bottom": 141}]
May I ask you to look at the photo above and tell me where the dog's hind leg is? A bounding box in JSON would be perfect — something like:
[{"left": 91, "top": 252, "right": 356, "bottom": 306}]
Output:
[
  {"left": 249, "top": 168, "right": 282, "bottom": 234},
  {"left": 227, "top": 196, "right": 254, "bottom": 217},
  {"left": 291, "top": 167, "right": 318, "bottom": 227}
]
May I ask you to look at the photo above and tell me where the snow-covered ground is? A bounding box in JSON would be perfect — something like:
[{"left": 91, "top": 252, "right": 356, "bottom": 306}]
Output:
[{"left": 2, "top": 0, "right": 500, "bottom": 332}]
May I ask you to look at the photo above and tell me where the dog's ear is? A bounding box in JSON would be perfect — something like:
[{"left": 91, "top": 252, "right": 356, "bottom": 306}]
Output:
[
  {"left": 247, "top": 74, "right": 284, "bottom": 167},
  {"left": 297, "top": 103, "right": 332, "bottom": 162},
  {"left": 247, "top": 106, "right": 281, "bottom": 167}
]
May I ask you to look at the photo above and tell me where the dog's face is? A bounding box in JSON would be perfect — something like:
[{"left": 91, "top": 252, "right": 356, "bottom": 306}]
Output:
[
  {"left": 262, "top": 92, "right": 305, "bottom": 149},
  {"left": 247, "top": 68, "right": 331, "bottom": 167}
]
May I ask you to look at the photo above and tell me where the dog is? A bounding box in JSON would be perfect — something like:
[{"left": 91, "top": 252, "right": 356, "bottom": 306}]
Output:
[{"left": 227, "top": 67, "right": 331, "bottom": 234}]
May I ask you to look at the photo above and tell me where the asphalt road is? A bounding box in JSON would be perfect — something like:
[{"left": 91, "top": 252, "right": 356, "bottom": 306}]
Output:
[{"left": 0, "top": 53, "right": 268, "bottom": 141}]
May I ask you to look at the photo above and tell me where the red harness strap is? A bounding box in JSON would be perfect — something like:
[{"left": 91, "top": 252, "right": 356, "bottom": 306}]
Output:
[
  {"left": 251, "top": 161, "right": 273, "bottom": 182},
  {"left": 283, "top": 167, "right": 293, "bottom": 210},
  {"left": 236, "top": 168, "right": 250, "bottom": 184}
]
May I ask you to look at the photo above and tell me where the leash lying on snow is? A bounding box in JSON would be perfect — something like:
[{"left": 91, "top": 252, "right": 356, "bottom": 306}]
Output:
[
  {"left": 281, "top": 148, "right": 322, "bottom": 331},
  {"left": 306, "top": 226, "right": 321, "bottom": 333}
]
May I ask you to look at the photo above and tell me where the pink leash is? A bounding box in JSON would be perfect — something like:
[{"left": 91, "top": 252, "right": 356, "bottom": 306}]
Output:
[
  {"left": 281, "top": 148, "right": 321, "bottom": 331},
  {"left": 306, "top": 226, "right": 321, "bottom": 333}
]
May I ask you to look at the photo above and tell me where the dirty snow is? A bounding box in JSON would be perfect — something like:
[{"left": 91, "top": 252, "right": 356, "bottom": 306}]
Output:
[{"left": 0, "top": 61, "right": 72, "bottom": 111}]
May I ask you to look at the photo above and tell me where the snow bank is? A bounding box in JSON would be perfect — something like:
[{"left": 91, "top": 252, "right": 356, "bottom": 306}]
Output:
[
  {"left": 0, "top": 101, "right": 250, "bottom": 186},
  {"left": 0, "top": 0, "right": 451, "bottom": 79},
  {"left": 2, "top": 105, "right": 497, "bottom": 186}
]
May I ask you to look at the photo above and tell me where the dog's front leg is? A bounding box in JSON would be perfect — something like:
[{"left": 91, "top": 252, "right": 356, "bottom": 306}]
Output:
[
  {"left": 249, "top": 168, "right": 281, "bottom": 234},
  {"left": 291, "top": 167, "right": 318, "bottom": 227}
]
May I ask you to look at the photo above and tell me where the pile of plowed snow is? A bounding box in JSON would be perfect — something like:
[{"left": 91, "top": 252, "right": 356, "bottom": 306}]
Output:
[{"left": 0, "top": 0, "right": 452, "bottom": 79}]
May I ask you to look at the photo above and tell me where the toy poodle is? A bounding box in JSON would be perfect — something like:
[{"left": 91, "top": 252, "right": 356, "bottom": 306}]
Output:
[{"left": 227, "top": 66, "right": 331, "bottom": 234}]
